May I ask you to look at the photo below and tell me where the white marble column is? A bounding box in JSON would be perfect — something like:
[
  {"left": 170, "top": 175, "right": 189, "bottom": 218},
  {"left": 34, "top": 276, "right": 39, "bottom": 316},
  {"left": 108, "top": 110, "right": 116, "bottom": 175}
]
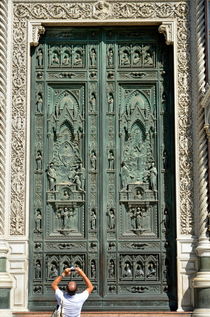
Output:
[{"left": 191, "top": 1, "right": 210, "bottom": 316}]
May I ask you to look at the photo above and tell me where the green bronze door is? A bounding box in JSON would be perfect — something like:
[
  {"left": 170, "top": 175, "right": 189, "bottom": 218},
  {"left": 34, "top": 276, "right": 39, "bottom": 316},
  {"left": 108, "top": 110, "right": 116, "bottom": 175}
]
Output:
[{"left": 30, "top": 27, "right": 176, "bottom": 311}]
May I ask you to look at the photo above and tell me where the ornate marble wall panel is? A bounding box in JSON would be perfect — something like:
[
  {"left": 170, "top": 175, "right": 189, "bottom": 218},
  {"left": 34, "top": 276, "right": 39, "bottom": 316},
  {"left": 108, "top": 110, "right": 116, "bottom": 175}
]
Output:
[{"left": 0, "top": 0, "right": 8, "bottom": 235}]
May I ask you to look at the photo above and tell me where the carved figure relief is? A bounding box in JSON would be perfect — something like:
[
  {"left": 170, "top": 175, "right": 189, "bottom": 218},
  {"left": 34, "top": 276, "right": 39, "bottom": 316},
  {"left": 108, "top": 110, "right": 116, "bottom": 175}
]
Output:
[
  {"left": 62, "top": 50, "right": 71, "bottom": 66},
  {"left": 46, "top": 162, "right": 56, "bottom": 191},
  {"left": 108, "top": 259, "right": 115, "bottom": 278},
  {"left": 90, "top": 92, "right": 96, "bottom": 112},
  {"left": 34, "top": 208, "right": 42, "bottom": 233},
  {"left": 107, "top": 208, "right": 115, "bottom": 230},
  {"left": 91, "top": 259, "right": 96, "bottom": 279},
  {"left": 48, "top": 262, "right": 59, "bottom": 279},
  {"left": 148, "top": 162, "right": 157, "bottom": 191},
  {"left": 35, "top": 150, "right": 42, "bottom": 171},
  {"left": 28, "top": 26, "right": 177, "bottom": 306},
  {"left": 51, "top": 51, "right": 60, "bottom": 65},
  {"left": 107, "top": 47, "right": 114, "bottom": 66},
  {"left": 90, "top": 48, "right": 97, "bottom": 66},
  {"left": 90, "top": 208, "right": 96, "bottom": 230},
  {"left": 122, "top": 261, "right": 132, "bottom": 278},
  {"left": 135, "top": 262, "right": 144, "bottom": 278},
  {"left": 36, "top": 48, "right": 43, "bottom": 67},
  {"left": 147, "top": 262, "right": 157, "bottom": 278},
  {"left": 108, "top": 93, "right": 114, "bottom": 113},
  {"left": 120, "top": 49, "right": 130, "bottom": 66},
  {"left": 36, "top": 92, "right": 43, "bottom": 113},
  {"left": 120, "top": 161, "right": 131, "bottom": 190},
  {"left": 73, "top": 48, "right": 83, "bottom": 66},
  {"left": 108, "top": 150, "right": 114, "bottom": 169},
  {"left": 35, "top": 260, "right": 42, "bottom": 279},
  {"left": 59, "top": 207, "right": 76, "bottom": 231},
  {"left": 90, "top": 150, "right": 97, "bottom": 170}
]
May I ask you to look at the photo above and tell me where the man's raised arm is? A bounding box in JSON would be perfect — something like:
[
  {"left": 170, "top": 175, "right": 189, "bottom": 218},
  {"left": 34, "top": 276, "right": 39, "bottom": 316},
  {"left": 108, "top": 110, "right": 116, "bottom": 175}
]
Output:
[
  {"left": 76, "top": 267, "right": 94, "bottom": 294},
  {"left": 51, "top": 268, "right": 71, "bottom": 291}
]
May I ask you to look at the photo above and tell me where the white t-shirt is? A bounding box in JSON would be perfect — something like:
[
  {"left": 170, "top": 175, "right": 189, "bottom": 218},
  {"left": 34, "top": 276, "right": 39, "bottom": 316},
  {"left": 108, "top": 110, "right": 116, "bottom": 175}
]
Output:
[{"left": 55, "top": 288, "right": 89, "bottom": 317}]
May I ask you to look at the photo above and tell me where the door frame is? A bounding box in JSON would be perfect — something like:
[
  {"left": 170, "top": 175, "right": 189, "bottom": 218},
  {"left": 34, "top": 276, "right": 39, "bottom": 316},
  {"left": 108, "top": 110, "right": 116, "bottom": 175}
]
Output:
[{"left": 8, "top": 1, "right": 196, "bottom": 312}]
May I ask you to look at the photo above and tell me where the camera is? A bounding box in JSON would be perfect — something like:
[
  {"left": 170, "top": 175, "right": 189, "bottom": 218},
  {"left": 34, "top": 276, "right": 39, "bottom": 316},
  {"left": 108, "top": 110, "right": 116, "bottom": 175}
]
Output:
[{"left": 70, "top": 266, "right": 75, "bottom": 272}]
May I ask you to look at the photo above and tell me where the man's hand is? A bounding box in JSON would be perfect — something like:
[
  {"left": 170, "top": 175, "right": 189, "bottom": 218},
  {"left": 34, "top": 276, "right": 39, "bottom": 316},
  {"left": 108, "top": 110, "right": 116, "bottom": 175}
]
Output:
[
  {"left": 75, "top": 267, "right": 83, "bottom": 275},
  {"left": 63, "top": 268, "right": 71, "bottom": 277}
]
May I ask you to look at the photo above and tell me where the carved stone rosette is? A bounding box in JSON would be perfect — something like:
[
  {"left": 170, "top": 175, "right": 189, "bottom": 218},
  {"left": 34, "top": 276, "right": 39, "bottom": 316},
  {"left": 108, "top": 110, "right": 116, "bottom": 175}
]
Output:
[{"left": 11, "top": 2, "right": 192, "bottom": 236}]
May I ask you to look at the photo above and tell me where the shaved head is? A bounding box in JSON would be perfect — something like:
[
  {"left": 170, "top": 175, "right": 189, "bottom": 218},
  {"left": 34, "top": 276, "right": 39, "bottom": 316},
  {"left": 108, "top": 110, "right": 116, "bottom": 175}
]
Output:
[{"left": 66, "top": 281, "right": 78, "bottom": 295}]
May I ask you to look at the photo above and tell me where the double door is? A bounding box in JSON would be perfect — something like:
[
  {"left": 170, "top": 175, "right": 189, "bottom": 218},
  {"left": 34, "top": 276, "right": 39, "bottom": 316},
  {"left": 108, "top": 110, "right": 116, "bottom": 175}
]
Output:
[{"left": 29, "top": 26, "right": 176, "bottom": 311}]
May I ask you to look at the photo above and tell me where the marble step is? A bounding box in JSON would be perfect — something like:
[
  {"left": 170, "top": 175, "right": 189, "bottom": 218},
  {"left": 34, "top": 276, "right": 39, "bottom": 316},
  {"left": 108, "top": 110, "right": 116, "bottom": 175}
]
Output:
[{"left": 13, "top": 312, "right": 192, "bottom": 317}]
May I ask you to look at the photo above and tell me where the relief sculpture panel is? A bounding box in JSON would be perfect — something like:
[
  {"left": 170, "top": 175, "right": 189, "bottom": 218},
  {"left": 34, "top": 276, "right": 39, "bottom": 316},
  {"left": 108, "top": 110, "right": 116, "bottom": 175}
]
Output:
[{"left": 30, "top": 27, "right": 176, "bottom": 311}]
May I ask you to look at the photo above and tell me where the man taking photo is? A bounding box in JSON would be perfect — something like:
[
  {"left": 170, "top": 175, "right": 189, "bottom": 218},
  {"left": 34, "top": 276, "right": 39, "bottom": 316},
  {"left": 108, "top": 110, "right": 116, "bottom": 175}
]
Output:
[{"left": 51, "top": 266, "right": 94, "bottom": 317}]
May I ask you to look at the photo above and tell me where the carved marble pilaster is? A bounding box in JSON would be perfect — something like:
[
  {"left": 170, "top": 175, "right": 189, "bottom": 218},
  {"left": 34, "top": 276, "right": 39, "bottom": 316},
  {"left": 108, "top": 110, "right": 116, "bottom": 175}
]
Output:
[
  {"left": 0, "top": 0, "right": 8, "bottom": 236},
  {"left": 192, "top": 1, "right": 210, "bottom": 316},
  {"left": 194, "top": 0, "right": 209, "bottom": 253}
]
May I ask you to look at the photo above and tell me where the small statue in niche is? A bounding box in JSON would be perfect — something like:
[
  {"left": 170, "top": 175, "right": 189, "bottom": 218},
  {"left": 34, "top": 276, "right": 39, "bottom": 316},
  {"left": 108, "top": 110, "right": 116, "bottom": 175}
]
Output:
[
  {"left": 34, "top": 208, "right": 42, "bottom": 233},
  {"left": 134, "top": 189, "right": 143, "bottom": 200},
  {"left": 147, "top": 262, "right": 156, "bottom": 277},
  {"left": 107, "top": 48, "right": 114, "bottom": 66},
  {"left": 120, "top": 161, "right": 130, "bottom": 190},
  {"left": 61, "top": 207, "right": 72, "bottom": 229},
  {"left": 36, "top": 93, "right": 43, "bottom": 113},
  {"left": 49, "top": 263, "right": 58, "bottom": 279},
  {"left": 135, "top": 262, "right": 144, "bottom": 278},
  {"left": 61, "top": 207, "right": 69, "bottom": 229},
  {"left": 69, "top": 207, "right": 76, "bottom": 230},
  {"left": 135, "top": 207, "right": 143, "bottom": 230},
  {"left": 46, "top": 162, "right": 56, "bottom": 191},
  {"left": 35, "top": 150, "right": 42, "bottom": 171},
  {"left": 108, "top": 260, "right": 115, "bottom": 278},
  {"left": 108, "top": 93, "right": 114, "bottom": 112},
  {"left": 144, "top": 51, "right": 153, "bottom": 65},
  {"left": 148, "top": 162, "right": 157, "bottom": 191},
  {"left": 35, "top": 260, "right": 41, "bottom": 279},
  {"left": 108, "top": 150, "right": 114, "bottom": 169},
  {"left": 122, "top": 262, "right": 132, "bottom": 277},
  {"left": 36, "top": 48, "right": 43, "bottom": 67},
  {"left": 63, "top": 189, "right": 70, "bottom": 199},
  {"left": 73, "top": 173, "right": 83, "bottom": 191},
  {"left": 51, "top": 52, "right": 59, "bottom": 65},
  {"left": 89, "top": 92, "right": 96, "bottom": 112},
  {"left": 133, "top": 51, "right": 141, "bottom": 65},
  {"left": 90, "top": 208, "right": 96, "bottom": 230},
  {"left": 74, "top": 51, "right": 82, "bottom": 66},
  {"left": 90, "top": 48, "right": 96, "bottom": 66},
  {"left": 121, "top": 51, "right": 130, "bottom": 65},
  {"left": 90, "top": 150, "right": 97, "bottom": 170},
  {"left": 63, "top": 53, "right": 70, "bottom": 65},
  {"left": 107, "top": 208, "right": 115, "bottom": 230},
  {"left": 91, "top": 260, "right": 96, "bottom": 278}
]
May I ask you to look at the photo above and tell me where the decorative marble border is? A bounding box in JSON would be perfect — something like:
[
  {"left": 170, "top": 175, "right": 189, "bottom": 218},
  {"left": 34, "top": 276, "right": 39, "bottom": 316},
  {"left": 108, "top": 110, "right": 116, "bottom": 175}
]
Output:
[
  {"left": 0, "top": 0, "right": 8, "bottom": 236},
  {"left": 11, "top": 0, "right": 192, "bottom": 236}
]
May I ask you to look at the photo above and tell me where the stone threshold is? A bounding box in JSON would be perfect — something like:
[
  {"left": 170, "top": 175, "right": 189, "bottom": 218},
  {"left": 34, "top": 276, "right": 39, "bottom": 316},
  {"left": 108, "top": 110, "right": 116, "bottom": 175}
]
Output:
[{"left": 13, "top": 312, "right": 192, "bottom": 317}]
